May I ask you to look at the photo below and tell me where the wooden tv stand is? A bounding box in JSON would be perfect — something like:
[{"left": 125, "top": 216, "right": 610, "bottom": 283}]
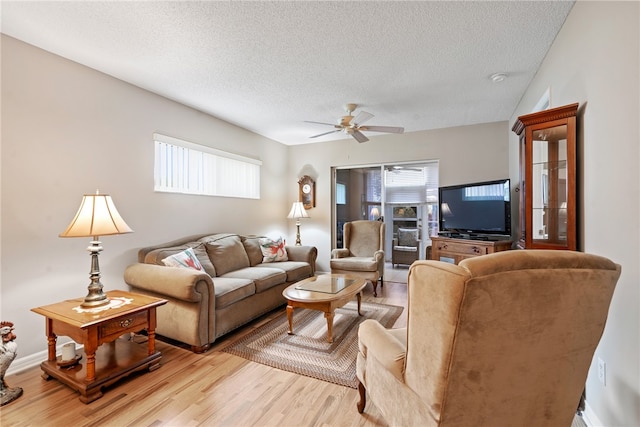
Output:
[{"left": 430, "top": 236, "right": 512, "bottom": 265}]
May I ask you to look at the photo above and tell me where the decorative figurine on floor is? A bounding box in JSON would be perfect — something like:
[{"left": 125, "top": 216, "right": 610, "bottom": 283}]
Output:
[{"left": 1, "top": 321, "right": 23, "bottom": 406}]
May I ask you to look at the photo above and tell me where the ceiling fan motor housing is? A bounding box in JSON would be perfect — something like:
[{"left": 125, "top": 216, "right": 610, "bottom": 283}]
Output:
[{"left": 340, "top": 115, "right": 354, "bottom": 126}]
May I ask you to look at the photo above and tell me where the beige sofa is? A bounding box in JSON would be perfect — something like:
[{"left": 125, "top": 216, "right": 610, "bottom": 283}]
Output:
[{"left": 124, "top": 233, "right": 317, "bottom": 353}]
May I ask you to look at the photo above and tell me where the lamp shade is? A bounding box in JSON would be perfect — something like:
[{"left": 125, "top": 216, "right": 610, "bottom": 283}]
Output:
[
  {"left": 287, "top": 202, "right": 310, "bottom": 219},
  {"left": 59, "top": 191, "right": 133, "bottom": 238},
  {"left": 441, "top": 202, "right": 453, "bottom": 216}
]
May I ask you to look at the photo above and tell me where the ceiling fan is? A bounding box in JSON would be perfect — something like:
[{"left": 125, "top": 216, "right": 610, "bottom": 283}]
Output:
[{"left": 305, "top": 103, "right": 404, "bottom": 143}]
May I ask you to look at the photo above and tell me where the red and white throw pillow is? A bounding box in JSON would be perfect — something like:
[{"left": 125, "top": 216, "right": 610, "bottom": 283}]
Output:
[
  {"left": 259, "top": 237, "right": 288, "bottom": 263},
  {"left": 161, "top": 247, "right": 204, "bottom": 271}
]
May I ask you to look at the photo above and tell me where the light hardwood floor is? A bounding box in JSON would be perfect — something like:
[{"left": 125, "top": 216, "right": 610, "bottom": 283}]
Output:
[
  {"left": 1, "top": 266, "right": 409, "bottom": 427},
  {"left": 1, "top": 264, "right": 587, "bottom": 427}
]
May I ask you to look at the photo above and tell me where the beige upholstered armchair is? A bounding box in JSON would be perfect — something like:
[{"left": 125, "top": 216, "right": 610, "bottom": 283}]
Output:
[
  {"left": 356, "top": 250, "right": 621, "bottom": 427},
  {"left": 392, "top": 227, "right": 421, "bottom": 267},
  {"left": 331, "top": 220, "right": 385, "bottom": 296}
]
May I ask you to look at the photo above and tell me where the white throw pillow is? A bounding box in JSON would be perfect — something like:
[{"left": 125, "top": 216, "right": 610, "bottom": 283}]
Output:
[
  {"left": 259, "top": 237, "right": 288, "bottom": 263},
  {"left": 161, "top": 247, "right": 204, "bottom": 271}
]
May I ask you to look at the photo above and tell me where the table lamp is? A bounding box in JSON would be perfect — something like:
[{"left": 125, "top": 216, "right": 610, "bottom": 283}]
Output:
[
  {"left": 59, "top": 190, "right": 133, "bottom": 307},
  {"left": 370, "top": 207, "right": 380, "bottom": 220},
  {"left": 287, "top": 201, "right": 309, "bottom": 246}
]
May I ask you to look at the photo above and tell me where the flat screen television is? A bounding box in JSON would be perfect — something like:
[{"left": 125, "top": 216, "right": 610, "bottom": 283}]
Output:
[{"left": 438, "top": 179, "right": 511, "bottom": 238}]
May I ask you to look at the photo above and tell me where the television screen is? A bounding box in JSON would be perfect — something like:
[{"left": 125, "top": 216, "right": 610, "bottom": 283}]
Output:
[{"left": 438, "top": 179, "right": 511, "bottom": 237}]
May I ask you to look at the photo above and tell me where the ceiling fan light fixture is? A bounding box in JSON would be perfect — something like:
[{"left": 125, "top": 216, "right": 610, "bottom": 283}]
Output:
[
  {"left": 490, "top": 73, "right": 507, "bottom": 83},
  {"left": 345, "top": 103, "right": 358, "bottom": 114}
]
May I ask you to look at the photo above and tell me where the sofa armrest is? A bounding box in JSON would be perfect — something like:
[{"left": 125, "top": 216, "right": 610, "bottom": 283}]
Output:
[
  {"left": 331, "top": 248, "right": 350, "bottom": 258},
  {"left": 358, "top": 319, "right": 407, "bottom": 382},
  {"left": 285, "top": 245, "right": 318, "bottom": 274},
  {"left": 124, "top": 263, "right": 213, "bottom": 302}
]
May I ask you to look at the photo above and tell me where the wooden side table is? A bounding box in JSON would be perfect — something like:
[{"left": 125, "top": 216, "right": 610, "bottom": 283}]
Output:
[{"left": 31, "top": 290, "right": 167, "bottom": 403}]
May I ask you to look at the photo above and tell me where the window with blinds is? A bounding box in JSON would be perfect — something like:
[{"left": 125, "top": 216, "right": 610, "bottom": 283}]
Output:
[
  {"left": 463, "top": 182, "right": 507, "bottom": 201},
  {"left": 336, "top": 183, "right": 347, "bottom": 205},
  {"left": 384, "top": 162, "right": 439, "bottom": 204},
  {"left": 153, "top": 133, "right": 261, "bottom": 199}
]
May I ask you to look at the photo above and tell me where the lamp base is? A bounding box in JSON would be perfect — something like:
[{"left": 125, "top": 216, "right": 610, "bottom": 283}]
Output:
[
  {"left": 81, "top": 292, "right": 110, "bottom": 308},
  {"left": 295, "top": 221, "right": 302, "bottom": 246},
  {"left": 81, "top": 240, "right": 110, "bottom": 308}
]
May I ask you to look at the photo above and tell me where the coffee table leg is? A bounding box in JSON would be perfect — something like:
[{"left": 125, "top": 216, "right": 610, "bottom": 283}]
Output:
[
  {"left": 286, "top": 303, "right": 294, "bottom": 335},
  {"left": 324, "top": 311, "right": 334, "bottom": 343},
  {"left": 357, "top": 292, "right": 363, "bottom": 316}
]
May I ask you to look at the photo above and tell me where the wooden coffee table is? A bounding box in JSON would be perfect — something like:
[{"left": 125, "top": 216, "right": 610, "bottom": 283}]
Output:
[{"left": 282, "top": 274, "right": 367, "bottom": 343}]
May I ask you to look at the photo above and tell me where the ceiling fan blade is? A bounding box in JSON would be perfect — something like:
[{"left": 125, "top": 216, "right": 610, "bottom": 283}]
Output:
[
  {"left": 310, "top": 129, "right": 341, "bottom": 139},
  {"left": 351, "top": 111, "right": 374, "bottom": 127},
  {"left": 360, "top": 126, "right": 404, "bottom": 134},
  {"left": 351, "top": 130, "right": 369, "bottom": 143},
  {"left": 304, "top": 120, "right": 339, "bottom": 127}
]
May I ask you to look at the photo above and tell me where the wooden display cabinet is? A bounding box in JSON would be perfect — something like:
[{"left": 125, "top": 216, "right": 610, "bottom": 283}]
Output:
[{"left": 512, "top": 103, "right": 578, "bottom": 250}]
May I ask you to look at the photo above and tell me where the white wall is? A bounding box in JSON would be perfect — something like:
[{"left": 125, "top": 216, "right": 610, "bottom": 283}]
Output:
[
  {"left": 1, "top": 35, "right": 292, "bottom": 358},
  {"left": 289, "top": 121, "right": 510, "bottom": 272},
  {"left": 2, "top": 34, "right": 509, "bottom": 365},
  {"left": 508, "top": 2, "right": 640, "bottom": 425}
]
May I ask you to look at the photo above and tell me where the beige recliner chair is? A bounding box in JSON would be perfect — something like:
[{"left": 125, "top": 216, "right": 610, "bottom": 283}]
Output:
[
  {"left": 356, "top": 250, "right": 621, "bottom": 427},
  {"left": 331, "top": 220, "right": 385, "bottom": 296}
]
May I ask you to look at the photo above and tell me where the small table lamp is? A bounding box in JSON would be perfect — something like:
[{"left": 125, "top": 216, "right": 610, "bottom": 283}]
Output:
[
  {"left": 59, "top": 191, "right": 133, "bottom": 308},
  {"left": 287, "top": 201, "right": 309, "bottom": 246}
]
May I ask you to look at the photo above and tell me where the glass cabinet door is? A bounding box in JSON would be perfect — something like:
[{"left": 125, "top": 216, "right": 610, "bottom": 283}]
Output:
[
  {"left": 531, "top": 124, "right": 568, "bottom": 245},
  {"left": 513, "top": 103, "right": 578, "bottom": 251}
]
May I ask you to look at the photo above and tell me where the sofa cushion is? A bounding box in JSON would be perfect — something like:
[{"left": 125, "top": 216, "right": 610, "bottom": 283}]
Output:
[
  {"left": 257, "top": 261, "right": 312, "bottom": 283},
  {"left": 330, "top": 256, "right": 379, "bottom": 273},
  {"left": 221, "top": 267, "right": 287, "bottom": 293},
  {"left": 143, "top": 242, "right": 216, "bottom": 277},
  {"left": 259, "top": 237, "right": 288, "bottom": 262},
  {"left": 161, "top": 247, "right": 204, "bottom": 271},
  {"left": 202, "top": 234, "right": 250, "bottom": 276},
  {"left": 241, "top": 235, "right": 265, "bottom": 266},
  {"left": 393, "top": 246, "right": 418, "bottom": 253},
  {"left": 397, "top": 228, "right": 419, "bottom": 247},
  {"left": 213, "top": 277, "right": 255, "bottom": 309}
]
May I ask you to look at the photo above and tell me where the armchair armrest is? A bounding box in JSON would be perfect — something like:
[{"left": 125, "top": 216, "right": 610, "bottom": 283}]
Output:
[
  {"left": 285, "top": 245, "right": 318, "bottom": 274},
  {"left": 124, "top": 263, "right": 214, "bottom": 303},
  {"left": 358, "top": 319, "right": 406, "bottom": 382},
  {"left": 331, "top": 248, "right": 350, "bottom": 258}
]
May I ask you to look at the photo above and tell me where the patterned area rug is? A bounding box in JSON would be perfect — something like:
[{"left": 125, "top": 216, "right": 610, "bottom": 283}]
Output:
[{"left": 222, "top": 301, "right": 404, "bottom": 388}]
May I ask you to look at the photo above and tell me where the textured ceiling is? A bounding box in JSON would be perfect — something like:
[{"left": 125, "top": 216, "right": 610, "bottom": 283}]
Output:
[{"left": 1, "top": 1, "right": 574, "bottom": 145}]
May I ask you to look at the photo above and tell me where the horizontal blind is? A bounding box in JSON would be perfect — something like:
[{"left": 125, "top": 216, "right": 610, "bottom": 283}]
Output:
[
  {"left": 153, "top": 133, "right": 261, "bottom": 199},
  {"left": 384, "top": 161, "right": 439, "bottom": 204},
  {"left": 464, "top": 183, "right": 506, "bottom": 200}
]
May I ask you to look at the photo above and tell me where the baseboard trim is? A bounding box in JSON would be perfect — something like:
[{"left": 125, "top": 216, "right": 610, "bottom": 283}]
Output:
[
  {"left": 7, "top": 341, "right": 84, "bottom": 376},
  {"left": 583, "top": 400, "right": 605, "bottom": 427}
]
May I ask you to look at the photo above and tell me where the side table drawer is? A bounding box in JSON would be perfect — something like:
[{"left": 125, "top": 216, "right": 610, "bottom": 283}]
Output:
[{"left": 100, "top": 311, "right": 147, "bottom": 339}]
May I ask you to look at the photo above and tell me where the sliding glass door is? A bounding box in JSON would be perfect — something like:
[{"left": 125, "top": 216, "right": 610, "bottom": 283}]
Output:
[
  {"left": 334, "top": 166, "right": 382, "bottom": 248},
  {"left": 333, "top": 161, "right": 439, "bottom": 260}
]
